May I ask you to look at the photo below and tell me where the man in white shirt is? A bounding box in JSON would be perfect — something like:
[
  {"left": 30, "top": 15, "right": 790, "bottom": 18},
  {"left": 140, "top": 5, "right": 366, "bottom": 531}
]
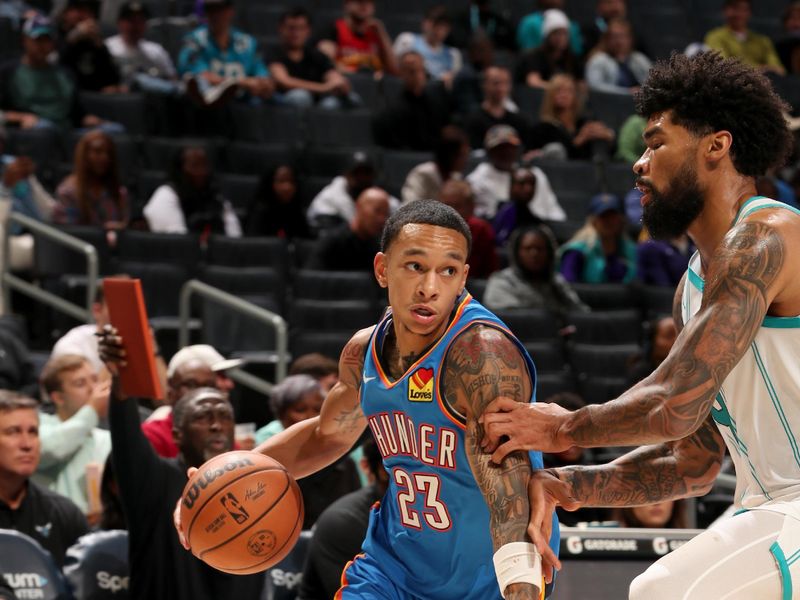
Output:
[
  {"left": 105, "top": 1, "right": 182, "bottom": 95},
  {"left": 34, "top": 355, "right": 111, "bottom": 519}
]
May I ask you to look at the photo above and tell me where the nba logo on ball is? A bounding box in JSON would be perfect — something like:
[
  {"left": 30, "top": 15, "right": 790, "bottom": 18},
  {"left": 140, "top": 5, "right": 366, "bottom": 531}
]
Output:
[
  {"left": 408, "top": 368, "right": 434, "bottom": 402},
  {"left": 247, "top": 530, "right": 277, "bottom": 557}
]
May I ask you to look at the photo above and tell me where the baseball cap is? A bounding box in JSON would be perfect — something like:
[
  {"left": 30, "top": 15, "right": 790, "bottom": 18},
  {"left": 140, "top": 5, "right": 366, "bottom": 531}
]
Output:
[
  {"left": 542, "top": 9, "right": 570, "bottom": 39},
  {"left": 167, "top": 344, "right": 243, "bottom": 378},
  {"left": 22, "top": 14, "right": 53, "bottom": 38},
  {"left": 118, "top": 1, "right": 150, "bottom": 20},
  {"left": 484, "top": 125, "right": 521, "bottom": 150},
  {"left": 588, "top": 193, "right": 624, "bottom": 216}
]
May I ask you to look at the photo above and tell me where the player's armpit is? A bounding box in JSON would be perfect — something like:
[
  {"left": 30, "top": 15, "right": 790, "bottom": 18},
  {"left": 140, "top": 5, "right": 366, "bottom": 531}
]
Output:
[
  {"left": 444, "top": 325, "right": 556, "bottom": 595},
  {"left": 672, "top": 271, "right": 687, "bottom": 334},
  {"left": 557, "top": 415, "right": 725, "bottom": 508},
  {"left": 562, "top": 220, "right": 786, "bottom": 448}
]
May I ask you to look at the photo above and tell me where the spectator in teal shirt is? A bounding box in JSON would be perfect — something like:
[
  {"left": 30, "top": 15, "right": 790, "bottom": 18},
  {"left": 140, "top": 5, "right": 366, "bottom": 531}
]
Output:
[{"left": 517, "top": 0, "right": 583, "bottom": 54}]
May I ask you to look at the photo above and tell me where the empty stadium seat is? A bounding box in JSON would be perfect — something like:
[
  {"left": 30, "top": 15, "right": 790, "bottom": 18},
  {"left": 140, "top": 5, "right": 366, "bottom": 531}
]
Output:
[
  {"left": 307, "top": 109, "right": 375, "bottom": 147},
  {"left": 34, "top": 225, "right": 111, "bottom": 279},
  {"left": 116, "top": 260, "right": 191, "bottom": 318},
  {"left": 571, "top": 283, "right": 638, "bottom": 311},
  {"left": 524, "top": 341, "right": 567, "bottom": 375},
  {"left": 568, "top": 342, "right": 639, "bottom": 378},
  {"left": 206, "top": 235, "right": 290, "bottom": 275},
  {"left": 5, "top": 128, "right": 65, "bottom": 181},
  {"left": 534, "top": 160, "right": 599, "bottom": 195},
  {"left": 567, "top": 309, "right": 642, "bottom": 344},
  {"left": 586, "top": 91, "right": 636, "bottom": 133},
  {"left": 641, "top": 285, "right": 677, "bottom": 318},
  {"left": 303, "top": 147, "right": 377, "bottom": 178},
  {"left": 217, "top": 172, "right": 261, "bottom": 212},
  {"left": 230, "top": 105, "right": 305, "bottom": 144},
  {"left": 142, "top": 137, "right": 220, "bottom": 170},
  {"left": 493, "top": 309, "right": 561, "bottom": 342},
  {"left": 542, "top": 219, "right": 582, "bottom": 244},
  {"left": 347, "top": 72, "right": 382, "bottom": 110},
  {"left": 466, "top": 279, "right": 487, "bottom": 303},
  {"left": 116, "top": 230, "right": 202, "bottom": 274},
  {"left": 579, "top": 375, "right": 630, "bottom": 405},
  {"left": 291, "top": 330, "right": 353, "bottom": 360},
  {"left": 293, "top": 270, "right": 381, "bottom": 302},
  {"left": 290, "top": 299, "right": 378, "bottom": 332},
  {"left": 536, "top": 372, "right": 577, "bottom": 400},
  {"left": 63, "top": 530, "right": 129, "bottom": 600},
  {"left": 200, "top": 265, "right": 285, "bottom": 314},
  {"left": 602, "top": 162, "right": 636, "bottom": 198},
  {"left": 513, "top": 86, "right": 545, "bottom": 119},
  {"left": 382, "top": 150, "right": 431, "bottom": 196},
  {"left": 226, "top": 142, "right": 297, "bottom": 175},
  {"left": 79, "top": 92, "right": 148, "bottom": 134},
  {"left": 554, "top": 191, "right": 590, "bottom": 221},
  {"left": 136, "top": 170, "right": 168, "bottom": 202},
  {"left": 0, "top": 529, "right": 71, "bottom": 600}
]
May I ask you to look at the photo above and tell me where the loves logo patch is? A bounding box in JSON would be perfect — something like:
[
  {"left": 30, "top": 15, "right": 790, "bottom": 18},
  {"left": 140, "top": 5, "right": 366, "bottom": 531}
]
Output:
[{"left": 408, "top": 367, "right": 434, "bottom": 402}]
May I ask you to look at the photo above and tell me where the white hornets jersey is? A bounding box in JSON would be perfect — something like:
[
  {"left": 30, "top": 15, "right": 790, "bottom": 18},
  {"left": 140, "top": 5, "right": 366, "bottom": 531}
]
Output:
[{"left": 682, "top": 196, "right": 800, "bottom": 515}]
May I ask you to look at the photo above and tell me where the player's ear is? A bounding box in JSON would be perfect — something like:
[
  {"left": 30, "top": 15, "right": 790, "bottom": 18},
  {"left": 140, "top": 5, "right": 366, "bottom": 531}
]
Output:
[
  {"left": 461, "top": 263, "right": 469, "bottom": 294},
  {"left": 374, "top": 252, "right": 389, "bottom": 288},
  {"left": 705, "top": 130, "right": 733, "bottom": 164}
]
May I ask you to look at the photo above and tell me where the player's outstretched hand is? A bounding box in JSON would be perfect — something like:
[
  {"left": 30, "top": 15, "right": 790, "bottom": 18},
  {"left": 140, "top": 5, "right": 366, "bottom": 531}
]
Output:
[
  {"left": 527, "top": 469, "right": 579, "bottom": 584},
  {"left": 480, "top": 397, "right": 573, "bottom": 463},
  {"left": 97, "top": 324, "right": 127, "bottom": 376},
  {"left": 174, "top": 467, "right": 198, "bottom": 550}
]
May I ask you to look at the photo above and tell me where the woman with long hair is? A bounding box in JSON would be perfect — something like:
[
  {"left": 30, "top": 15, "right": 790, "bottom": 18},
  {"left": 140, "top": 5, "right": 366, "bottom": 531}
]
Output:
[
  {"left": 531, "top": 73, "right": 615, "bottom": 160},
  {"left": 246, "top": 164, "right": 310, "bottom": 238},
  {"left": 54, "top": 130, "right": 128, "bottom": 229},
  {"left": 514, "top": 9, "right": 582, "bottom": 89},
  {"left": 143, "top": 145, "right": 241, "bottom": 237}
]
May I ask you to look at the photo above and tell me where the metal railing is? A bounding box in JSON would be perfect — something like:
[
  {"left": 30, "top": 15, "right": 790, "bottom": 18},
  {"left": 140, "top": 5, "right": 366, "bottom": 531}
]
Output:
[
  {"left": 178, "top": 279, "right": 289, "bottom": 395},
  {"left": 2, "top": 213, "right": 98, "bottom": 321}
]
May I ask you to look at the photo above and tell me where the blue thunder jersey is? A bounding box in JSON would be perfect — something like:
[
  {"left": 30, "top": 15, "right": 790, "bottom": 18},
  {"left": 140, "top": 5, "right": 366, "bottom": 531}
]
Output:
[{"left": 354, "top": 292, "right": 560, "bottom": 599}]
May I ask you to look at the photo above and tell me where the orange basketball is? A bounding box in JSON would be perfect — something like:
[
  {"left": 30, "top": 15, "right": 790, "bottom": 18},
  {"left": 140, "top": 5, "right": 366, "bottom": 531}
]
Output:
[{"left": 180, "top": 451, "right": 303, "bottom": 575}]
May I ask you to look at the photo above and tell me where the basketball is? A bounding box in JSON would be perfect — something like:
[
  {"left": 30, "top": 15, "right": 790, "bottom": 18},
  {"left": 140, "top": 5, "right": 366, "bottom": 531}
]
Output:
[{"left": 180, "top": 451, "right": 303, "bottom": 575}]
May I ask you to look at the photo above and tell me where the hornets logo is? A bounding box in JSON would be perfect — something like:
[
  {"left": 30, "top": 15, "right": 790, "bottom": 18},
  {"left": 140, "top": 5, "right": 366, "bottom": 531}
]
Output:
[{"left": 408, "top": 367, "right": 434, "bottom": 402}]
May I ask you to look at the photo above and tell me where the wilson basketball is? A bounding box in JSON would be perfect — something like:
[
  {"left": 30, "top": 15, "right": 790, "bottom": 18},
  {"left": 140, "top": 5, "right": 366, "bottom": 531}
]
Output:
[{"left": 180, "top": 451, "right": 303, "bottom": 575}]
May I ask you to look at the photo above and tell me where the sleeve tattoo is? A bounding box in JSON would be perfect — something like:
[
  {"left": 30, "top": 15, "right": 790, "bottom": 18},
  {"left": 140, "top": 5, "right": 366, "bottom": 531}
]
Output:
[{"left": 566, "top": 222, "right": 785, "bottom": 447}]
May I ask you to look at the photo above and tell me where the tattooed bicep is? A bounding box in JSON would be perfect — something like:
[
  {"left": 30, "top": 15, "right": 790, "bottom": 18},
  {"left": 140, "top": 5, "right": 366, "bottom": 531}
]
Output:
[{"left": 445, "top": 325, "right": 532, "bottom": 417}]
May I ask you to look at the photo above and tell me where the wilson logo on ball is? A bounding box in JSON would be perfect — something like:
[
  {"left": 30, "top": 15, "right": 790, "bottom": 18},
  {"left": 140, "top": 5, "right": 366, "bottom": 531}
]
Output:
[{"left": 183, "top": 457, "right": 256, "bottom": 510}]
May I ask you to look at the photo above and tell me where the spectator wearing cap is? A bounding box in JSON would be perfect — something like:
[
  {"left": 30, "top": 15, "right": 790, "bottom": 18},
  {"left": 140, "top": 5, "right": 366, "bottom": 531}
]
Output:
[
  {"left": 394, "top": 6, "right": 463, "bottom": 86},
  {"left": 704, "top": 0, "right": 785, "bottom": 75},
  {"left": 514, "top": 9, "right": 583, "bottom": 89},
  {"left": 58, "top": 0, "right": 123, "bottom": 93},
  {"left": 401, "top": 125, "right": 469, "bottom": 204},
  {"left": 105, "top": 2, "right": 181, "bottom": 96},
  {"left": 0, "top": 15, "right": 107, "bottom": 132},
  {"left": 516, "top": 0, "right": 583, "bottom": 54},
  {"left": 307, "top": 152, "right": 399, "bottom": 231},
  {"left": 585, "top": 18, "right": 651, "bottom": 95},
  {"left": 254, "top": 375, "right": 361, "bottom": 528},
  {"left": 559, "top": 192, "right": 636, "bottom": 283},
  {"left": 307, "top": 187, "right": 390, "bottom": 272},
  {"left": 467, "top": 124, "right": 560, "bottom": 219},
  {"left": 438, "top": 180, "right": 498, "bottom": 278},
  {"left": 317, "top": 0, "right": 398, "bottom": 75},
  {"left": 0, "top": 391, "right": 88, "bottom": 568},
  {"left": 267, "top": 7, "right": 360, "bottom": 110},
  {"left": 493, "top": 166, "right": 566, "bottom": 247},
  {"left": 464, "top": 66, "right": 532, "bottom": 150},
  {"left": 373, "top": 51, "right": 451, "bottom": 151},
  {"left": 178, "top": 0, "right": 274, "bottom": 107},
  {"left": 141, "top": 344, "right": 240, "bottom": 458}
]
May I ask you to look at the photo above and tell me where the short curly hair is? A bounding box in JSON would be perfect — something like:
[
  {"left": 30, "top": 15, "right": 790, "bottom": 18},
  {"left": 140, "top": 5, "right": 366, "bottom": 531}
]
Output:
[{"left": 636, "top": 52, "right": 793, "bottom": 177}]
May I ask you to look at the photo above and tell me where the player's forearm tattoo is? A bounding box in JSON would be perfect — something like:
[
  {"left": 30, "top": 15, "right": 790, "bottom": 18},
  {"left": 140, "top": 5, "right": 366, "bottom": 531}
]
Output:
[
  {"left": 567, "top": 222, "right": 784, "bottom": 447},
  {"left": 446, "top": 326, "right": 539, "bottom": 599},
  {"left": 561, "top": 417, "right": 724, "bottom": 506},
  {"left": 334, "top": 337, "right": 367, "bottom": 434}
]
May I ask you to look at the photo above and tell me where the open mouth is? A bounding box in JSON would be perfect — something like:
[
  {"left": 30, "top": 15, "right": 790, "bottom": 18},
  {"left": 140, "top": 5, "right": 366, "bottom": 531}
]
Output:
[{"left": 411, "top": 306, "right": 436, "bottom": 324}]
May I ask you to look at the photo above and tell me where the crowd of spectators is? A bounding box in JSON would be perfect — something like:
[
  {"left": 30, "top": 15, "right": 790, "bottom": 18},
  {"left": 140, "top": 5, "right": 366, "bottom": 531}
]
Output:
[{"left": 1, "top": 0, "right": 798, "bottom": 596}]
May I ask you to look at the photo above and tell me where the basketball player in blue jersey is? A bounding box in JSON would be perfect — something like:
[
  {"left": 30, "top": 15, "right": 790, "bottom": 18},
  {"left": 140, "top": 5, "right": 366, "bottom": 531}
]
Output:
[
  {"left": 482, "top": 52, "right": 800, "bottom": 599},
  {"left": 173, "top": 200, "right": 560, "bottom": 599}
]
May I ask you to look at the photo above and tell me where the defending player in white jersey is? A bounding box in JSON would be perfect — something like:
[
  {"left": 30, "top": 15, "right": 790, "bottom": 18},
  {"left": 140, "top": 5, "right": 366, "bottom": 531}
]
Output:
[{"left": 481, "top": 52, "right": 800, "bottom": 599}]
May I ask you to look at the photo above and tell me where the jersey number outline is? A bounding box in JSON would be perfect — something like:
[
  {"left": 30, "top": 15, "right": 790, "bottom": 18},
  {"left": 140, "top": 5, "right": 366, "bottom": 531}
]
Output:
[{"left": 393, "top": 468, "right": 452, "bottom": 532}]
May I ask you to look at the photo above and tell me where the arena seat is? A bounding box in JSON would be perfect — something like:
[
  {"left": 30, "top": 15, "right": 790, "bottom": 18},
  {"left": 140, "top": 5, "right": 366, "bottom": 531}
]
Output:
[
  {"left": 0, "top": 17, "right": 21, "bottom": 61},
  {"left": 290, "top": 239, "right": 319, "bottom": 269},
  {"left": 5, "top": 128, "right": 65, "bottom": 182},
  {"left": 466, "top": 278, "right": 487, "bottom": 303},
  {"left": 207, "top": 235, "right": 290, "bottom": 276},
  {"left": 217, "top": 172, "right": 261, "bottom": 212},
  {"left": 534, "top": 160, "right": 599, "bottom": 196},
  {"left": 303, "top": 146, "right": 379, "bottom": 177},
  {"left": 641, "top": 285, "right": 677, "bottom": 319},
  {"left": 63, "top": 530, "right": 129, "bottom": 600},
  {"left": 142, "top": 137, "right": 221, "bottom": 170},
  {"left": 554, "top": 191, "right": 590, "bottom": 222},
  {"left": 116, "top": 230, "right": 202, "bottom": 274},
  {"left": 291, "top": 299, "right": 379, "bottom": 332},
  {"left": 0, "top": 529, "right": 71, "bottom": 600},
  {"left": 536, "top": 371, "right": 577, "bottom": 400},
  {"left": 293, "top": 269, "right": 382, "bottom": 302},
  {"left": 579, "top": 374, "right": 630, "bottom": 405},
  {"left": 307, "top": 108, "right": 375, "bottom": 147},
  {"left": 347, "top": 72, "right": 383, "bottom": 110},
  {"left": 260, "top": 530, "right": 312, "bottom": 600},
  {"left": 79, "top": 92, "right": 149, "bottom": 135},
  {"left": 136, "top": 169, "right": 167, "bottom": 201},
  {"left": 602, "top": 162, "right": 637, "bottom": 198},
  {"left": 144, "top": 18, "right": 192, "bottom": 62},
  {"left": 512, "top": 86, "right": 545, "bottom": 119},
  {"left": 567, "top": 309, "right": 642, "bottom": 344},
  {"left": 230, "top": 105, "right": 305, "bottom": 145},
  {"left": 225, "top": 142, "right": 297, "bottom": 175},
  {"left": 34, "top": 225, "right": 111, "bottom": 279},
  {"left": 493, "top": 308, "right": 561, "bottom": 342},
  {"left": 586, "top": 91, "right": 636, "bottom": 133},
  {"left": 568, "top": 342, "right": 639, "bottom": 378},
  {"left": 237, "top": 4, "right": 285, "bottom": 35},
  {"left": 382, "top": 150, "right": 432, "bottom": 197},
  {"left": 523, "top": 341, "right": 567, "bottom": 375},
  {"left": 290, "top": 330, "right": 353, "bottom": 361},
  {"left": 570, "top": 283, "right": 638, "bottom": 311},
  {"left": 116, "top": 260, "right": 191, "bottom": 318},
  {"left": 542, "top": 219, "right": 582, "bottom": 244}
]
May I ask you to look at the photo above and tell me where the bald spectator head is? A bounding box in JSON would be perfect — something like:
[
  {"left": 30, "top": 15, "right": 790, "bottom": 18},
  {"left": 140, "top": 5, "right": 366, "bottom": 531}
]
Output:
[
  {"left": 439, "top": 180, "right": 475, "bottom": 221},
  {"left": 352, "top": 187, "right": 390, "bottom": 239},
  {"left": 399, "top": 51, "right": 427, "bottom": 96},
  {"left": 482, "top": 66, "right": 511, "bottom": 106}
]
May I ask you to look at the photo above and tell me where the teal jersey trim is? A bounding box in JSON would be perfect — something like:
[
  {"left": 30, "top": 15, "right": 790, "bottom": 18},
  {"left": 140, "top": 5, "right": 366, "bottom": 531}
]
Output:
[
  {"left": 733, "top": 195, "right": 767, "bottom": 223},
  {"left": 770, "top": 542, "right": 793, "bottom": 600},
  {"left": 733, "top": 507, "right": 749, "bottom": 516},
  {"left": 786, "top": 547, "right": 800, "bottom": 566},
  {"left": 752, "top": 341, "right": 800, "bottom": 470},
  {"left": 763, "top": 316, "right": 800, "bottom": 329},
  {"left": 740, "top": 200, "right": 800, "bottom": 221},
  {"left": 686, "top": 267, "right": 704, "bottom": 292}
]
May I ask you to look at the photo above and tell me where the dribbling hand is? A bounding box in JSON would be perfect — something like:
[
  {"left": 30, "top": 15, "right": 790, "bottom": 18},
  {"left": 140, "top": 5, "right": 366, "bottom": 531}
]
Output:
[
  {"left": 174, "top": 467, "right": 198, "bottom": 550},
  {"left": 97, "top": 324, "right": 127, "bottom": 376}
]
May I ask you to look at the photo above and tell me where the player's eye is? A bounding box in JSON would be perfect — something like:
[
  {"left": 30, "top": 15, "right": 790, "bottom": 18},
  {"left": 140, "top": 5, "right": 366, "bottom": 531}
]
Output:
[
  {"left": 442, "top": 267, "right": 457, "bottom": 276},
  {"left": 406, "top": 262, "right": 422, "bottom": 272}
]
